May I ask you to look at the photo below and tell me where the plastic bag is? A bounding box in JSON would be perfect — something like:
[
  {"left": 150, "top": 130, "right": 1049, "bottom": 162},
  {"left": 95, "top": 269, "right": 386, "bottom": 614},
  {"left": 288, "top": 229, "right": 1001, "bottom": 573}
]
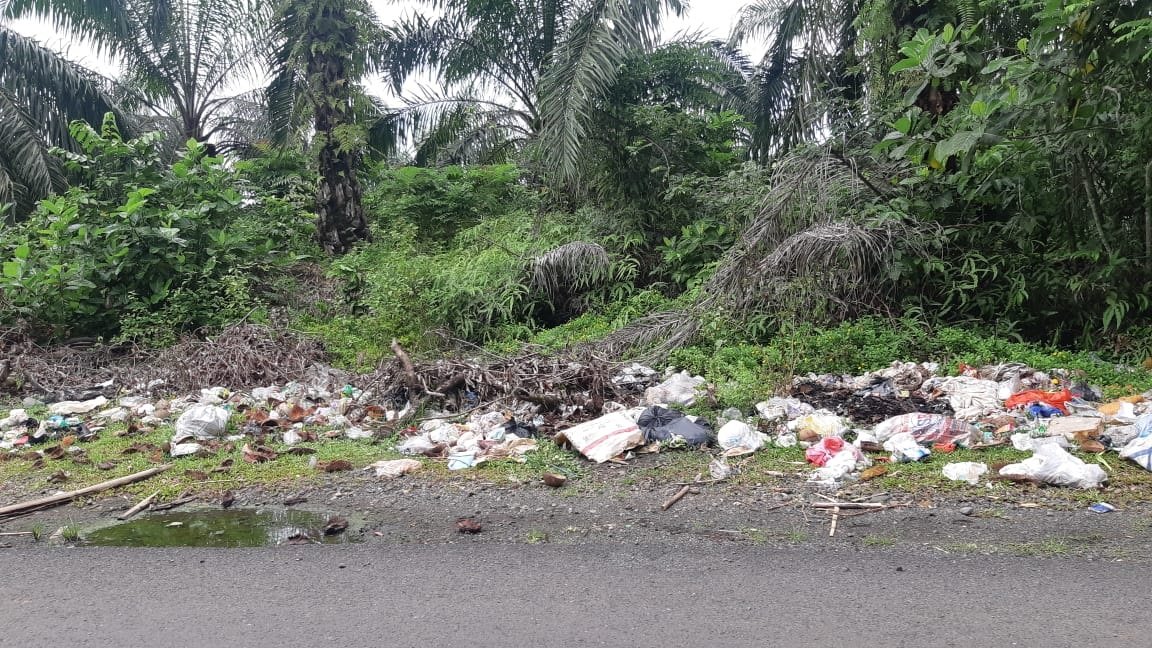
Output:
[
  {"left": 556, "top": 412, "right": 645, "bottom": 463},
  {"left": 805, "top": 436, "right": 863, "bottom": 466},
  {"left": 1119, "top": 435, "right": 1152, "bottom": 472},
  {"left": 788, "top": 412, "right": 847, "bottom": 439},
  {"left": 396, "top": 435, "right": 438, "bottom": 455},
  {"left": 644, "top": 371, "right": 706, "bottom": 407},
  {"left": 942, "top": 462, "right": 988, "bottom": 485},
  {"left": 808, "top": 450, "right": 864, "bottom": 485},
  {"left": 883, "top": 432, "right": 930, "bottom": 463},
  {"left": 1004, "top": 388, "right": 1073, "bottom": 414},
  {"left": 872, "top": 413, "right": 976, "bottom": 446},
  {"left": 1010, "top": 432, "right": 1068, "bottom": 452},
  {"left": 637, "top": 406, "right": 712, "bottom": 447},
  {"left": 175, "top": 404, "right": 231, "bottom": 439},
  {"left": 755, "top": 398, "right": 814, "bottom": 422},
  {"left": 717, "top": 420, "right": 768, "bottom": 456},
  {"left": 369, "top": 458, "right": 422, "bottom": 478},
  {"left": 999, "top": 444, "right": 1108, "bottom": 488},
  {"left": 923, "top": 376, "right": 1000, "bottom": 420},
  {"left": 48, "top": 396, "right": 109, "bottom": 416}
]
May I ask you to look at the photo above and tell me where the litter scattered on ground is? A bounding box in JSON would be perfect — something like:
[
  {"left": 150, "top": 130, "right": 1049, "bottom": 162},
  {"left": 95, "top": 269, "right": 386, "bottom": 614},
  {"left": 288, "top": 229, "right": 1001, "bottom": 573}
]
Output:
[
  {"left": 3, "top": 349, "right": 1151, "bottom": 499},
  {"left": 942, "top": 462, "right": 988, "bottom": 485}
]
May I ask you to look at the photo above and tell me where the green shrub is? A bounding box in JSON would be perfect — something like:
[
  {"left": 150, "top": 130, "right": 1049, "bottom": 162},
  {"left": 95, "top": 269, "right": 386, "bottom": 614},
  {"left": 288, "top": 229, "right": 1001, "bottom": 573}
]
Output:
[{"left": 0, "top": 115, "right": 301, "bottom": 342}]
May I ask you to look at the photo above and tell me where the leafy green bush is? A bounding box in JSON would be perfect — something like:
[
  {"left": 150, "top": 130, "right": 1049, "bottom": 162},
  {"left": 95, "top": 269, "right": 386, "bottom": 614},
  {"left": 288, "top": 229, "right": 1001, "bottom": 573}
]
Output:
[
  {"left": 0, "top": 115, "right": 300, "bottom": 343},
  {"left": 363, "top": 164, "right": 533, "bottom": 243}
]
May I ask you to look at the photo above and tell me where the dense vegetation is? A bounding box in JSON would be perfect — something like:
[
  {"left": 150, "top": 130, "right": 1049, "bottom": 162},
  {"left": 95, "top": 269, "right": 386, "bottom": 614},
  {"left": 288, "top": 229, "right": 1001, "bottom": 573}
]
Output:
[{"left": 3, "top": 0, "right": 1152, "bottom": 392}]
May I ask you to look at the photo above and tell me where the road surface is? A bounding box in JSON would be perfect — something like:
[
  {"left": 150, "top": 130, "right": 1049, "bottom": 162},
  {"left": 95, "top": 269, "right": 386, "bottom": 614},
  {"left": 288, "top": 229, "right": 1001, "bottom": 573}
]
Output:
[{"left": 0, "top": 543, "right": 1141, "bottom": 647}]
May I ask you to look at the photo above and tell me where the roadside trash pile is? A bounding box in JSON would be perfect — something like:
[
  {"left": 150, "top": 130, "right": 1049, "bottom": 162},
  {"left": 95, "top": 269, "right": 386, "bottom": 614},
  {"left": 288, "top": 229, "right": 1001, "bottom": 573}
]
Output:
[
  {"left": 1, "top": 354, "right": 1151, "bottom": 492},
  {"left": 557, "top": 361, "right": 1152, "bottom": 490}
]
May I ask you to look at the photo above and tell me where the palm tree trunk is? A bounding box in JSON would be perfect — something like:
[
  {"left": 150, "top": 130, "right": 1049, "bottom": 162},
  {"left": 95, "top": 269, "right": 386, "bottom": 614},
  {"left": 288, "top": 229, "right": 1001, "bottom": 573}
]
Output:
[{"left": 312, "top": 41, "right": 370, "bottom": 254}]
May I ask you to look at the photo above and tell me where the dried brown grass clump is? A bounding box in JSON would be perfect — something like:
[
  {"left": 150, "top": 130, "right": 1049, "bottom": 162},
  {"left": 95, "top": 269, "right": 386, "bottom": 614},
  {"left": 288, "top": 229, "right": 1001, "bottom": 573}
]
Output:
[{"left": 5, "top": 323, "right": 329, "bottom": 398}]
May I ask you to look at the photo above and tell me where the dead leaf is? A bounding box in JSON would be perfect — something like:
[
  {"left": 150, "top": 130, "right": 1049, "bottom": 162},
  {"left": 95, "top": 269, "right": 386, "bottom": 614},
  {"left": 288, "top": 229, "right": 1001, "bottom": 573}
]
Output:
[
  {"left": 859, "top": 465, "right": 889, "bottom": 481},
  {"left": 221, "top": 490, "right": 235, "bottom": 509},
  {"left": 542, "top": 473, "right": 567, "bottom": 487},
  {"left": 323, "top": 515, "right": 348, "bottom": 535},
  {"left": 59, "top": 435, "right": 76, "bottom": 448},
  {"left": 285, "top": 446, "right": 316, "bottom": 455},
  {"left": 43, "top": 445, "right": 66, "bottom": 460},
  {"left": 96, "top": 461, "right": 117, "bottom": 470},
  {"left": 210, "top": 458, "right": 234, "bottom": 473},
  {"left": 184, "top": 470, "right": 209, "bottom": 480},
  {"left": 241, "top": 444, "right": 278, "bottom": 464},
  {"left": 245, "top": 409, "right": 270, "bottom": 424},
  {"left": 455, "top": 517, "right": 482, "bottom": 534},
  {"left": 1080, "top": 440, "right": 1106, "bottom": 454},
  {"left": 46, "top": 470, "right": 69, "bottom": 483},
  {"left": 315, "top": 459, "right": 353, "bottom": 472}
]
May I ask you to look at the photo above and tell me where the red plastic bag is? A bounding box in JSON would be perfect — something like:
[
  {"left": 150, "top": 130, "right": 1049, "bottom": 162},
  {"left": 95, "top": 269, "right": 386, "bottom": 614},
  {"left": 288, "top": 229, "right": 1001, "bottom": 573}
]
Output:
[
  {"left": 1004, "top": 388, "right": 1072, "bottom": 414},
  {"left": 805, "top": 437, "right": 845, "bottom": 466}
]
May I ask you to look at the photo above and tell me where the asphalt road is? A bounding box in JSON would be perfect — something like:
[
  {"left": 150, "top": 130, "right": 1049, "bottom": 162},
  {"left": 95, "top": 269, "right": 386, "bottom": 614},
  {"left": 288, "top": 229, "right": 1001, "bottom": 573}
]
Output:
[{"left": 0, "top": 544, "right": 1142, "bottom": 647}]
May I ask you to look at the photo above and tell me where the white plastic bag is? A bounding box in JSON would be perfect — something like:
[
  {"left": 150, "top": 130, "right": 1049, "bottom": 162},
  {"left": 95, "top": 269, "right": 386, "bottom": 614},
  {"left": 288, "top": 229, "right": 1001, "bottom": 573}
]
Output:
[
  {"left": 883, "top": 432, "right": 930, "bottom": 463},
  {"left": 922, "top": 376, "right": 1000, "bottom": 420},
  {"left": 557, "top": 412, "right": 645, "bottom": 463},
  {"left": 755, "top": 398, "right": 813, "bottom": 422},
  {"left": 369, "top": 458, "right": 422, "bottom": 478},
  {"left": 717, "top": 420, "right": 768, "bottom": 456},
  {"left": 942, "top": 462, "right": 988, "bottom": 485},
  {"left": 48, "top": 396, "right": 109, "bottom": 416},
  {"left": 174, "top": 404, "right": 231, "bottom": 439},
  {"left": 644, "top": 371, "right": 706, "bottom": 407},
  {"left": 1119, "top": 435, "right": 1152, "bottom": 472},
  {"left": 396, "top": 434, "right": 437, "bottom": 455},
  {"left": 999, "top": 444, "right": 1108, "bottom": 488},
  {"left": 1010, "top": 432, "right": 1069, "bottom": 452}
]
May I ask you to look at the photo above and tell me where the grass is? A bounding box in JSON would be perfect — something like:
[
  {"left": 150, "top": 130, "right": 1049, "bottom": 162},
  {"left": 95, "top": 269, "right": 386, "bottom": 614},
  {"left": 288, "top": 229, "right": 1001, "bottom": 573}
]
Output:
[
  {"left": 0, "top": 411, "right": 592, "bottom": 502},
  {"left": 862, "top": 535, "right": 897, "bottom": 547},
  {"left": 525, "top": 529, "right": 548, "bottom": 544}
]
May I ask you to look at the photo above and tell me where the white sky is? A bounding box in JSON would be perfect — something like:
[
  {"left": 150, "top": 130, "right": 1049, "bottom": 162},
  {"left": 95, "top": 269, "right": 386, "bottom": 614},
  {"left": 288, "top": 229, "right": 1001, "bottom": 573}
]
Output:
[{"left": 6, "top": 0, "right": 758, "bottom": 104}]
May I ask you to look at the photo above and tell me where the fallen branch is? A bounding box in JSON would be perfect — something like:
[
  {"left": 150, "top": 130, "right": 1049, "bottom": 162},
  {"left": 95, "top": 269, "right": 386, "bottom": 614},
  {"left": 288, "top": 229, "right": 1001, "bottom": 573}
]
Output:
[
  {"left": 390, "top": 338, "right": 418, "bottom": 388},
  {"left": 810, "top": 501, "right": 888, "bottom": 510},
  {"left": 662, "top": 472, "right": 703, "bottom": 511},
  {"left": 150, "top": 495, "right": 196, "bottom": 512},
  {"left": 0, "top": 531, "right": 33, "bottom": 537},
  {"left": 118, "top": 489, "right": 160, "bottom": 520},
  {"left": 0, "top": 465, "right": 171, "bottom": 519},
  {"left": 828, "top": 506, "right": 840, "bottom": 537}
]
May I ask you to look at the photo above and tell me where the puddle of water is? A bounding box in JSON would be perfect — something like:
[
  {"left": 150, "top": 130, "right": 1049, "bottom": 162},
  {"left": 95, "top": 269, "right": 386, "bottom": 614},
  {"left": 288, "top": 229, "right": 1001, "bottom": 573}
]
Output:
[{"left": 84, "top": 509, "right": 358, "bottom": 547}]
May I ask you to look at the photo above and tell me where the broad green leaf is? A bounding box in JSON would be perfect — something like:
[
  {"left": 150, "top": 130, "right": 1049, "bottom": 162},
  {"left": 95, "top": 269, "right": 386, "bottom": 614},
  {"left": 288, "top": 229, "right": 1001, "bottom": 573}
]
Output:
[{"left": 3, "top": 261, "right": 22, "bottom": 278}]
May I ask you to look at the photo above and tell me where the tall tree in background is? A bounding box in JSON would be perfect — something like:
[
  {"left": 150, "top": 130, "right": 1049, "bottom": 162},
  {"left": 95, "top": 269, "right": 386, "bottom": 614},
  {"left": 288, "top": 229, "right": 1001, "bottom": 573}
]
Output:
[
  {"left": 387, "top": 0, "right": 684, "bottom": 182},
  {"left": 269, "top": 0, "right": 382, "bottom": 254},
  {"left": 0, "top": 25, "right": 124, "bottom": 216},
  {"left": 4, "top": 0, "right": 272, "bottom": 147}
]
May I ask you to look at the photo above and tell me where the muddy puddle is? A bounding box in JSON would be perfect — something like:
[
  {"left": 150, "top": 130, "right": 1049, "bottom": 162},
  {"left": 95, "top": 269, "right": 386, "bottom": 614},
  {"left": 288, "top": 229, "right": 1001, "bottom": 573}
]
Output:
[{"left": 83, "top": 509, "right": 360, "bottom": 547}]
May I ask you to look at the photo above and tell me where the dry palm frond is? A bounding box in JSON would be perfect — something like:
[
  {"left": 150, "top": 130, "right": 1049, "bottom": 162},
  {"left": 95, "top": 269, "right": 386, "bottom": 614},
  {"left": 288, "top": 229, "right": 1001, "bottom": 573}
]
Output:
[
  {"left": 529, "top": 241, "right": 612, "bottom": 301},
  {"left": 594, "top": 309, "right": 701, "bottom": 362}
]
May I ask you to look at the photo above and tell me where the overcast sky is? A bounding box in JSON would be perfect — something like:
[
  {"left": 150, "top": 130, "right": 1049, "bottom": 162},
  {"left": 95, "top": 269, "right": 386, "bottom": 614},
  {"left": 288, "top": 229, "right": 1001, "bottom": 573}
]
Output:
[{"left": 6, "top": 0, "right": 759, "bottom": 102}]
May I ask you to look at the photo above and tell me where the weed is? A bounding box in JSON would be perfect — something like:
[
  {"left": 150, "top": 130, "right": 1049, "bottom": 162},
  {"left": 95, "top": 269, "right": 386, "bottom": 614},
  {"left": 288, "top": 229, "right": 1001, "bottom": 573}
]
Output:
[
  {"left": 60, "top": 524, "right": 82, "bottom": 543},
  {"left": 862, "top": 535, "right": 897, "bottom": 547},
  {"left": 741, "top": 528, "right": 768, "bottom": 544},
  {"left": 526, "top": 529, "right": 548, "bottom": 544},
  {"left": 30, "top": 523, "right": 44, "bottom": 542}
]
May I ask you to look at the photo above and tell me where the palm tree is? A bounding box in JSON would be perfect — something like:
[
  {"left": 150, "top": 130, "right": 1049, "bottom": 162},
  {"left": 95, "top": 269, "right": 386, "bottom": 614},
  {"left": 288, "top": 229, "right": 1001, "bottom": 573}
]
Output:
[
  {"left": 267, "top": 0, "right": 383, "bottom": 254},
  {"left": 0, "top": 24, "right": 125, "bottom": 216},
  {"left": 386, "top": 0, "right": 684, "bottom": 182},
  {"left": 5, "top": 0, "right": 272, "bottom": 147},
  {"left": 730, "top": 0, "right": 865, "bottom": 158}
]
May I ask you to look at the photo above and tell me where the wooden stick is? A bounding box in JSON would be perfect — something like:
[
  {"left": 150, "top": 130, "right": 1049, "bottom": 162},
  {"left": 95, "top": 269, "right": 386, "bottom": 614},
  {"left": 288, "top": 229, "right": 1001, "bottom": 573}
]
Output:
[
  {"left": 0, "top": 531, "right": 33, "bottom": 537},
  {"left": 662, "top": 472, "right": 703, "bottom": 511},
  {"left": 811, "top": 501, "right": 888, "bottom": 510},
  {"left": 118, "top": 489, "right": 160, "bottom": 520},
  {"left": 0, "top": 465, "right": 171, "bottom": 519},
  {"left": 828, "top": 506, "right": 840, "bottom": 537},
  {"left": 150, "top": 496, "right": 196, "bottom": 512},
  {"left": 390, "top": 338, "right": 418, "bottom": 387}
]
